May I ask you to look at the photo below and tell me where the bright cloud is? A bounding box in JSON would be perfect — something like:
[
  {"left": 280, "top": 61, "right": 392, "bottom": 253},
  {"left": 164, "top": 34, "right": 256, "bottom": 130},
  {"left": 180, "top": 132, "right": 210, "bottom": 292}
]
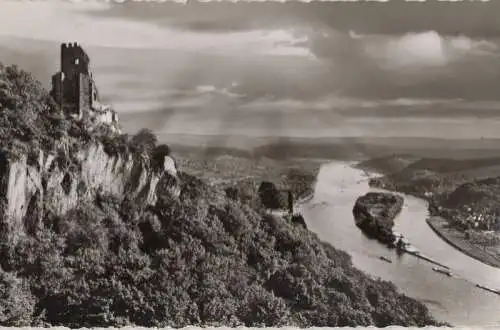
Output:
[
  {"left": 195, "top": 85, "right": 245, "bottom": 98},
  {"left": 359, "top": 31, "right": 498, "bottom": 70},
  {"left": 385, "top": 31, "right": 447, "bottom": 67}
]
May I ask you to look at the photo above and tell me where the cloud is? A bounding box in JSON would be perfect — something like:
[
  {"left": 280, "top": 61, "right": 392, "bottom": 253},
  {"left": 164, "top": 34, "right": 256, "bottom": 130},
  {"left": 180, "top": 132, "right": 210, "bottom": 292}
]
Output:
[
  {"left": 4, "top": 0, "right": 499, "bottom": 104},
  {"left": 4, "top": 1, "right": 500, "bottom": 140},
  {"left": 358, "top": 31, "right": 499, "bottom": 70},
  {"left": 236, "top": 95, "right": 467, "bottom": 115},
  {"left": 371, "top": 31, "right": 448, "bottom": 68},
  {"left": 89, "top": 1, "right": 500, "bottom": 38},
  {"left": 0, "top": 1, "right": 312, "bottom": 58},
  {"left": 195, "top": 85, "right": 245, "bottom": 98},
  {"left": 85, "top": 1, "right": 301, "bottom": 33},
  {"left": 305, "top": 26, "right": 500, "bottom": 101}
]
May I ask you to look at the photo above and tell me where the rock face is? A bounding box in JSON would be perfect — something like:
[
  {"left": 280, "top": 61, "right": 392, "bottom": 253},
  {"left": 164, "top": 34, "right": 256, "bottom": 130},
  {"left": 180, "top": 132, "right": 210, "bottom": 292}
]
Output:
[
  {"left": 352, "top": 192, "right": 404, "bottom": 246},
  {"left": 0, "top": 141, "right": 180, "bottom": 242}
]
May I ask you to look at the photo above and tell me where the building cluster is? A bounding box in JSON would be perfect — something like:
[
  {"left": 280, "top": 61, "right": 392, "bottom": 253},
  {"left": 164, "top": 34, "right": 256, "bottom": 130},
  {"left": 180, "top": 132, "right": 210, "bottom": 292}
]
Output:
[{"left": 456, "top": 206, "right": 500, "bottom": 232}]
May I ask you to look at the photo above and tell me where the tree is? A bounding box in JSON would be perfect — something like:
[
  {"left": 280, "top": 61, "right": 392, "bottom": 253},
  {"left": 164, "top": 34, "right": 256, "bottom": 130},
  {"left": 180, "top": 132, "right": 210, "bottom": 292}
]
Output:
[
  {"left": 225, "top": 187, "right": 239, "bottom": 201},
  {"left": 151, "top": 144, "right": 172, "bottom": 172},
  {"left": 258, "top": 181, "right": 282, "bottom": 210},
  {"left": 129, "top": 128, "right": 157, "bottom": 156}
]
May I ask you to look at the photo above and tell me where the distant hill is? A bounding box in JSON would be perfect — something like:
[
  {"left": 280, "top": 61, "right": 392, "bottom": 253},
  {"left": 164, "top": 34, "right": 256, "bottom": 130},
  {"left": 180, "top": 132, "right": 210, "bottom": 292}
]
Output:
[
  {"left": 156, "top": 133, "right": 500, "bottom": 162},
  {"left": 369, "top": 156, "right": 500, "bottom": 195},
  {"left": 355, "top": 155, "right": 419, "bottom": 175}
]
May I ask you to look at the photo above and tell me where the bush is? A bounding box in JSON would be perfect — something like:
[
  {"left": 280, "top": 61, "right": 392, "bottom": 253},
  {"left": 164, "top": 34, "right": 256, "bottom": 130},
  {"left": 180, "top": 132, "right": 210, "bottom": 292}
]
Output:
[{"left": 129, "top": 128, "right": 158, "bottom": 157}]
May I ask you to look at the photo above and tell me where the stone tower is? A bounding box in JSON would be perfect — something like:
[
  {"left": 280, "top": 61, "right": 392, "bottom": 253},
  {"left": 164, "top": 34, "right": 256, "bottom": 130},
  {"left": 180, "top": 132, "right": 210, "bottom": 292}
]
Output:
[{"left": 51, "top": 42, "right": 100, "bottom": 119}]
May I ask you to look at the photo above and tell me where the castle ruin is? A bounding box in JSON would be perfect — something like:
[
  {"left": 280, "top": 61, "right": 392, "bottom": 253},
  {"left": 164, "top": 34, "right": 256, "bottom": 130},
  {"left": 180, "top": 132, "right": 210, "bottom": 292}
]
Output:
[
  {"left": 50, "top": 42, "right": 119, "bottom": 133},
  {"left": 50, "top": 42, "right": 101, "bottom": 119}
]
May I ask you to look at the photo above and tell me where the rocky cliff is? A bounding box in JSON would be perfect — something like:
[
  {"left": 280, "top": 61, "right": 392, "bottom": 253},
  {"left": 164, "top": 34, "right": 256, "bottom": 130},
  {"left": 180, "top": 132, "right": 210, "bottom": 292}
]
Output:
[
  {"left": 352, "top": 192, "right": 404, "bottom": 246},
  {"left": 0, "top": 140, "right": 180, "bottom": 242}
]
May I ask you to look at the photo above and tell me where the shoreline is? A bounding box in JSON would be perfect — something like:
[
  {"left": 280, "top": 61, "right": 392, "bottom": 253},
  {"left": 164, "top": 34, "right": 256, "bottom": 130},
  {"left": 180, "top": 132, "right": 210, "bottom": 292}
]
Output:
[{"left": 426, "top": 216, "right": 500, "bottom": 269}]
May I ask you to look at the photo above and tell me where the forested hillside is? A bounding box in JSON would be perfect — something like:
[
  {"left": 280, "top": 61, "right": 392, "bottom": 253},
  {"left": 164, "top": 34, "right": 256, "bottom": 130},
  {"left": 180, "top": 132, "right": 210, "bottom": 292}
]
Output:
[{"left": 0, "top": 63, "right": 444, "bottom": 327}]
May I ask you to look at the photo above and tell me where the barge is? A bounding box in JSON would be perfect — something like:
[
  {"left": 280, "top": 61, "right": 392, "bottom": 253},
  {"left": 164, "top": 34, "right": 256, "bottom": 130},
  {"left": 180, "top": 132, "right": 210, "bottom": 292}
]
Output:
[
  {"left": 476, "top": 284, "right": 500, "bottom": 296},
  {"left": 432, "top": 267, "right": 453, "bottom": 277},
  {"left": 379, "top": 256, "right": 392, "bottom": 263}
]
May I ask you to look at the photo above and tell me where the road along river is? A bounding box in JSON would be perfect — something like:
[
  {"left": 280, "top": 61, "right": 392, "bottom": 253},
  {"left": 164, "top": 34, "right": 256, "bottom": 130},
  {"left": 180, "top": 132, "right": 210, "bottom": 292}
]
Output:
[{"left": 299, "top": 161, "right": 500, "bottom": 327}]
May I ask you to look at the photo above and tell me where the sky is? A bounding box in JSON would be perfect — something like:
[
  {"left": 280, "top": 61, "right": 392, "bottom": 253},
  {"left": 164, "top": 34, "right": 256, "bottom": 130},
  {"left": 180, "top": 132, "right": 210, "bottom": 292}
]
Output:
[{"left": 1, "top": 0, "right": 500, "bottom": 141}]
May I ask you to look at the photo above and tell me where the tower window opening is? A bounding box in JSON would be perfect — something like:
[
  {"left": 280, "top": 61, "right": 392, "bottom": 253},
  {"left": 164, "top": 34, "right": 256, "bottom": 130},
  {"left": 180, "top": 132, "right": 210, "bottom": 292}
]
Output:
[{"left": 75, "top": 58, "right": 79, "bottom": 65}]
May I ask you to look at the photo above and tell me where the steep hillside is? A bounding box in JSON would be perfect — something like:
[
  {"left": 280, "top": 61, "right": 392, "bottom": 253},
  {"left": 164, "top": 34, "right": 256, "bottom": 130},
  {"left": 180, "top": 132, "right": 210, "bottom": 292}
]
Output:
[{"left": 0, "top": 63, "right": 444, "bottom": 327}]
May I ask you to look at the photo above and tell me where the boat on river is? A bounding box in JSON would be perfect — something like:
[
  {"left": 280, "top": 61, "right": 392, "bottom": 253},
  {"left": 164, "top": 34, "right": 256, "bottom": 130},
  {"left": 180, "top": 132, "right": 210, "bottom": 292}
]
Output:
[
  {"left": 379, "top": 256, "right": 392, "bottom": 263},
  {"left": 393, "top": 235, "right": 454, "bottom": 269},
  {"left": 432, "top": 267, "right": 453, "bottom": 277},
  {"left": 476, "top": 284, "right": 500, "bottom": 296}
]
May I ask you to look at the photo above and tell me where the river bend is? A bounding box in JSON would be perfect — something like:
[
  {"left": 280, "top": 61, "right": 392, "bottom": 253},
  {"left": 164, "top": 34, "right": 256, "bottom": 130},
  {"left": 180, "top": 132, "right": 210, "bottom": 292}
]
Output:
[{"left": 300, "top": 162, "right": 500, "bottom": 326}]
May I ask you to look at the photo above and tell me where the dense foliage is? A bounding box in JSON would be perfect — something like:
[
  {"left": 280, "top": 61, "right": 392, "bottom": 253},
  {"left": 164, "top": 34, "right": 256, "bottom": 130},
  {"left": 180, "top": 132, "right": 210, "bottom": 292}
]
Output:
[
  {"left": 0, "top": 176, "right": 441, "bottom": 327},
  {"left": 258, "top": 181, "right": 283, "bottom": 210},
  {"left": 0, "top": 64, "right": 67, "bottom": 160}
]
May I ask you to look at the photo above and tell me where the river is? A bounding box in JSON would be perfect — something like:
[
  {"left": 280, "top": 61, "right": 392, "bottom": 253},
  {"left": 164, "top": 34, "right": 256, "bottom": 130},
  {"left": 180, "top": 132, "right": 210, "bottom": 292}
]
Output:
[{"left": 299, "top": 161, "right": 500, "bottom": 327}]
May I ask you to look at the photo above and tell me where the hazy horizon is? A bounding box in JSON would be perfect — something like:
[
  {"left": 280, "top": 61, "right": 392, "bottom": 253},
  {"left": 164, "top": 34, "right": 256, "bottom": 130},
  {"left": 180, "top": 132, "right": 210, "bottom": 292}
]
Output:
[{"left": 2, "top": 0, "right": 500, "bottom": 141}]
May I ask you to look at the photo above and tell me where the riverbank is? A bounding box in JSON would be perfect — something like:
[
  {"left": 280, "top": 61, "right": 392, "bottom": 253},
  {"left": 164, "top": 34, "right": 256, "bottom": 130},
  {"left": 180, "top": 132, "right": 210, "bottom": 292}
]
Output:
[{"left": 426, "top": 216, "right": 500, "bottom": 269}]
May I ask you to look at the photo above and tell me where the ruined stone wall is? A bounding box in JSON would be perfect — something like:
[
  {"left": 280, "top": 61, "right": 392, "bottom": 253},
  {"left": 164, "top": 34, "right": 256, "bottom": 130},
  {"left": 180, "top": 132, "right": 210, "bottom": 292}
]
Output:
[
  {"left": 61, "top": 43, "right": 90, "bottom": 78},
  {"left": 50, "top": 72, "right": 63, "bottom": 107},
  {"left": 78, "top": 73, "right": 92, "bottom": 118},
  {"left": 89, "top": 77, "right": 102, "bottom": 112}
]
